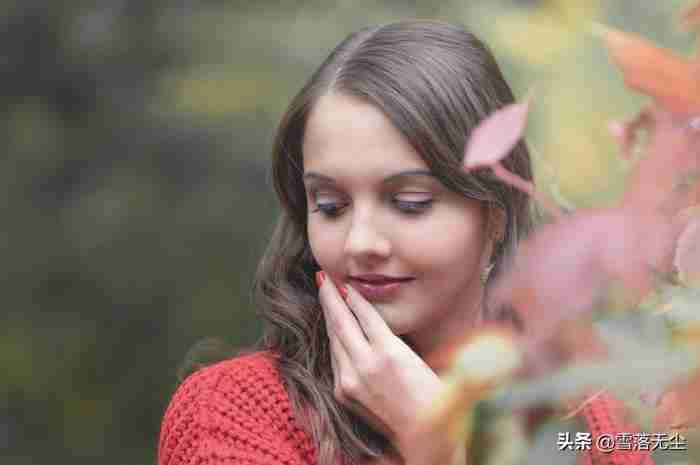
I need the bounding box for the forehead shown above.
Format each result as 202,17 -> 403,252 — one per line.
302,92 -> 428,176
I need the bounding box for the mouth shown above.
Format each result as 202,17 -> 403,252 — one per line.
347,275 -> 414,301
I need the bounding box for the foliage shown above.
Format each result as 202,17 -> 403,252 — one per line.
409,2 -> 700,464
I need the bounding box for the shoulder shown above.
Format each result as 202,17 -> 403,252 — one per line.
158,350 -> 316,465
168,350 -> 284,406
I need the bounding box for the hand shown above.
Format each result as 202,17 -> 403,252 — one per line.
316,271 -> 458,463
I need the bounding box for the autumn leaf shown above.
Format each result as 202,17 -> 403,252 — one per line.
489,322 -> 697,411
607,109 -> 652,160
404,330 -> 521,465
597,24 -> 700,116
423,324 -> 514,374
619,106 -> 700,216
463,99 -> 530,170
462,96 -> 564,218
420,329 -> 521,434
518,319 -> 608,381
654,368 -> 700,430
675,215 -> 700,285
489,208 -> 680,345
680,1 -> 700,30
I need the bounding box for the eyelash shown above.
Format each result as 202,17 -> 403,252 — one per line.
311,198 -> 433,217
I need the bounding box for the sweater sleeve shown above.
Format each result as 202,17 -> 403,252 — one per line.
158,352 -> 317,465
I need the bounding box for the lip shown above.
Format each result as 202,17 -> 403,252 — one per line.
348,276 -> 413,301
349,274 -> 414,284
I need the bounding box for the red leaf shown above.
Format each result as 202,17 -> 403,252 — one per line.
620,106 -> 700,216
599,25 -> 700,116
489,208 -> 680,344
463,99 -> 530,170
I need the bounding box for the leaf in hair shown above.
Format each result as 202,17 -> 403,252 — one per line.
462,99 -> 530,170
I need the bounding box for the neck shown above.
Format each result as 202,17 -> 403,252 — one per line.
403,281 -> 485,371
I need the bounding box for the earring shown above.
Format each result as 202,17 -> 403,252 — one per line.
480,263 -> 494,284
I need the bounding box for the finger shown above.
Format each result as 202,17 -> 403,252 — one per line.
329,321 -> 354,377
330,327 -> 388,426
344,284 -> 395,346
319,273 -> 371,360
325,313 -> 344,376
348,397 -> 394,440
326,315 -> 357,402
322,297 -> 354,381
328,333 -> 341,392
326,307 -> 395,440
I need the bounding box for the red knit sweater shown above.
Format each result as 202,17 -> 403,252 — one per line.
158,351 -> 654,465
158,351 -> 316,465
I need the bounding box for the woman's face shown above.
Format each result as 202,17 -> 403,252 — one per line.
302,92 -> 493,355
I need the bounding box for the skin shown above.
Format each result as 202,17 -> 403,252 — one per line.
302,92 -> 498,464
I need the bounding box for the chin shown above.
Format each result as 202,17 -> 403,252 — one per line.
387,323 -> 410,335
382,315 -> 416,336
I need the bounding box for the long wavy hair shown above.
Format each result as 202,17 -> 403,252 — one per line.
183,20 -> 534,465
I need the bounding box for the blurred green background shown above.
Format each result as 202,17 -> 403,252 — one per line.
1,1 -> 695,464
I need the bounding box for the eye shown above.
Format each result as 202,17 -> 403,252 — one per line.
393,192 -> 433,214
312,202 -> 348,218
309,189 -> 348,218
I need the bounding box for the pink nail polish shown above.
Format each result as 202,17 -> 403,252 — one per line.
339,285 -> 349,301
315,271 -> 325,288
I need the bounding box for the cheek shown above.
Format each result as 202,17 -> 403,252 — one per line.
307,218 -> 342,270
405,209 -> 487,273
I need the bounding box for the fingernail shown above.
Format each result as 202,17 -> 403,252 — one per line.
339,284 -> 349,302
315,271 -> 325,288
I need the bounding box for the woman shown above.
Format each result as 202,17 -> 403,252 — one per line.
157,20 -> 645,465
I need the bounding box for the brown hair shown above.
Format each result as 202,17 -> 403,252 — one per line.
253,20 -> 533,465
181,20 -> 533,465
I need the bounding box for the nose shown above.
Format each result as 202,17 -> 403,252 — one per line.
343,204 -> 392,264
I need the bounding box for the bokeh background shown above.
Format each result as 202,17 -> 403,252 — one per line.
1,1 -> 695,464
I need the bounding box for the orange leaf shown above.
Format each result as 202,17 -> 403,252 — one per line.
599,25 -> 700,116
680,1 -> 700,29
654,368 -> 700,430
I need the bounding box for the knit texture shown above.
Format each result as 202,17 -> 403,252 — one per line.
158,351 -> 654,465
158,351 -> 317,465
578,392 -> 655,465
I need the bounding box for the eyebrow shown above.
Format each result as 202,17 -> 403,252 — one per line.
302,169 -> 435,184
